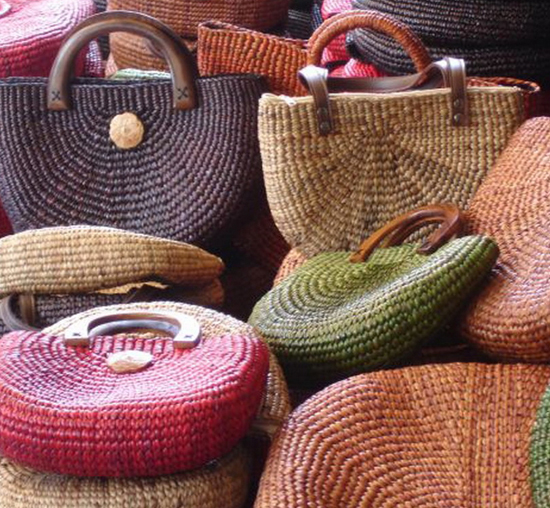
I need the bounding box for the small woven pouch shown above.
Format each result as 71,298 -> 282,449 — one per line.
0,307 -> 271,477
256,362 -> 550,507
249,205 -> 498,387
461,117 -> 550,362
0,445 -> 250,508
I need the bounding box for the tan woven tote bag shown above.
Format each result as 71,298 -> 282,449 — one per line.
259,11 -> 526,257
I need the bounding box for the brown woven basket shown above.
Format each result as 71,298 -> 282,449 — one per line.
461,117 -> 550,362
256,363 -> 550,507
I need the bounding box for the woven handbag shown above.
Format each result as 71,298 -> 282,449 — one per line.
256,362 -> 550,507
0,446 -> 250,508
259,11 -> 526,257
531,378 -> 550,508
460,117 -> 550,362
0,308 -> 270,477
249,205 -> 498,387
0,11 -> 266,249
0,225 -> 225,333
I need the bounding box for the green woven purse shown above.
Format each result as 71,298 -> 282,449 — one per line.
249,205 -> 499,387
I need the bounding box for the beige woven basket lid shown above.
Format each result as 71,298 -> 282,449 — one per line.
0,226 -> 224,295
44,301 -> 291,439
0,445 -> 249,508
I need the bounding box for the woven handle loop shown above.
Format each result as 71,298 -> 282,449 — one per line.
307,11 -> 431,69
63,310 -> 202,348
47,11 -> 197,111
350,204 -> 464,263
0,1 -> 11,17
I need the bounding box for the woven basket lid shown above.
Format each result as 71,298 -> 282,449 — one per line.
250,206 -> 498,387
0,305 -> 271,477
0,0 -> 95,77
0,445 -> 250,508
461,117 -> 550,362
256,363 -> 550,507
0,226 -> 224,295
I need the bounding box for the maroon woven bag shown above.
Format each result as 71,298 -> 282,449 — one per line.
0,310 -> 270,477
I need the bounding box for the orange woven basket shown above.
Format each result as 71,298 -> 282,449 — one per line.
256,363 -> 550,507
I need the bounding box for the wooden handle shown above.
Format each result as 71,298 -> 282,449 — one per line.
47,11 -> 197,111
350,204 -> 464,263
307,11 -> 432,70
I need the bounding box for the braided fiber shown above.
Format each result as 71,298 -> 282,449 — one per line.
259,88 -> 524,257
285,9 -> 313,40
531,380 -> 550,508
0,446 -> 249,508
45,301 -> 291,443
461,118 -> 550,362
256,363 -> 550,507
0,226 -> 223,295
273,248 -> 307,286
0,75 -> 266,248
249,236 -> 498,386
0,325 -> 269,477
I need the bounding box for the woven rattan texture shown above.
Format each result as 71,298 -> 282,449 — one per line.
0,446 -> 249,508
531,381 -> 550,508
0,0 -> 95,77
0,75 -> 266,248
273,248 -> 307,286
461,117 -> 550,362
259,88 -> 524,257
45,301 -> 291,442
256,363 -> 550,507
249,236 -> 498,386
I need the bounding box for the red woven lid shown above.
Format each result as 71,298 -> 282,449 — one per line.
0,329 -> 269,477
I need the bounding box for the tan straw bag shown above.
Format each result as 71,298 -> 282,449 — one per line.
259,11 -> 527,257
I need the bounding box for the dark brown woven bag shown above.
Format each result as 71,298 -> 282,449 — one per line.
0,11 -> 267,248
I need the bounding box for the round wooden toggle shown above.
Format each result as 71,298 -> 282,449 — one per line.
107,350 -> 153,373
109,112 -> 145,150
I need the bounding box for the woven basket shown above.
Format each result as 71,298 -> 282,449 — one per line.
531,378 -> 550,508
259,12 -> 526,257
249,205 -> 498,387
273,248 -> 307,286
256,362 -> 550,507
460,117 -> 550,362
0,446 -> 250,508
0,12 -> 266,249
0,307 -> 271,477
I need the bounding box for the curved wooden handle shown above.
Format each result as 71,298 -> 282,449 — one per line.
350,204 -> 464,263
307,11 -> 431,70
47,11 -> 197,111
0,295 -> 39,332
63,310 -> 201,349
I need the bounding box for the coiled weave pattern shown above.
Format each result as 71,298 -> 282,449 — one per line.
256,363 -> 550,507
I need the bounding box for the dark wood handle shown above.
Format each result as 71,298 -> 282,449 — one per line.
350,204 -> 464,263
47,11 -> 197,111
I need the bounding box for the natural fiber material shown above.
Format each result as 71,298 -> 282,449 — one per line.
0,73 -> 267,248
0,445 -> 250,508
531,380 -> 550,508
461,117 -> 550,362
273,248 -> 307,285
0,0 -> 95,78
285,9 -> 313,40
0,226 -> 223,295
256,363 -> 550,507
0,317 -> 270,477
45,302 -> 291,443
249,234 -> 498,386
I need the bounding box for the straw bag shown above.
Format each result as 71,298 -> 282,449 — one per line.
461,118 -> 550,362
259,12 -> 527,257
0,446 -> 250,508
0,226 -> 224,333
531,378 -> 550,508
109,0 -> 292,71
0,12 -> 266,249
249,205 -> 498,387
256,362 -> 550,507
0,307 -> 272,477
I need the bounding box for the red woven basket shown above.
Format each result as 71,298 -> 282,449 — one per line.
0,310 -> 270,478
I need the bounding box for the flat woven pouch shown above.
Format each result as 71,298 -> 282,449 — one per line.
259,13 -> 526,257
255,362 -> 550,508
460,117 -> 550,362
249,205 -> 499,387
0,309 -> 270,477
0,445 -> 250,508
0,12 -> 266,249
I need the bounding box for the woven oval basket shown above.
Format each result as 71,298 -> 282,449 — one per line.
249,205 -> 499,387
0,445 -> 250,508
461,117 -> 550,362
256,363 -> 550,507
